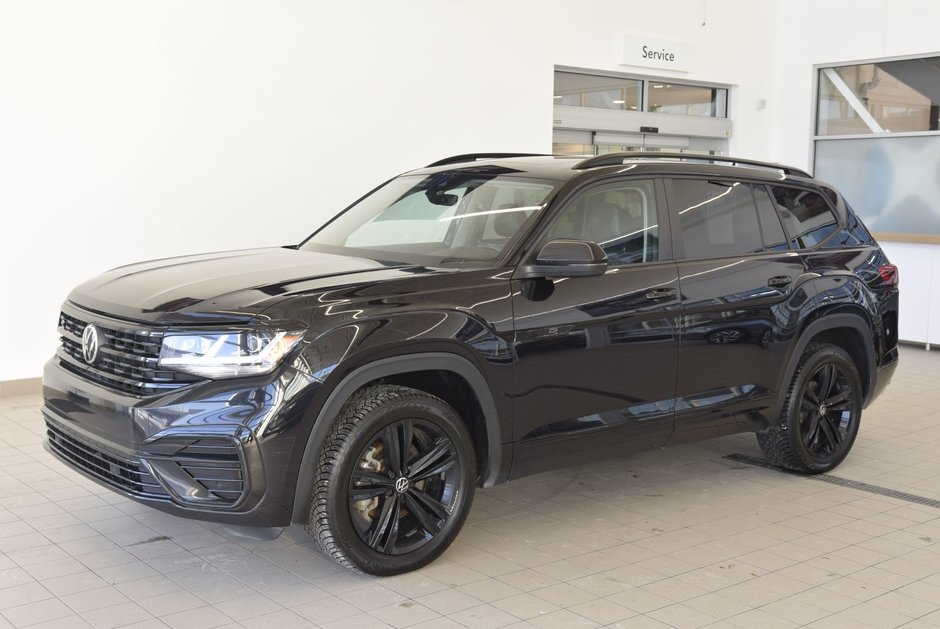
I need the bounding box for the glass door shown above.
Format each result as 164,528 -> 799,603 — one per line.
552,69 -> 731,157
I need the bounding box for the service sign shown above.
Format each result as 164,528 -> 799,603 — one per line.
620,34 -> 692,72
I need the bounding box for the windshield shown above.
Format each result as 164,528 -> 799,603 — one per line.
301,170 -> 560,265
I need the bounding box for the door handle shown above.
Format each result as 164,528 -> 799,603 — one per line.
767,275 -> 793,289
645,287 -> 677,300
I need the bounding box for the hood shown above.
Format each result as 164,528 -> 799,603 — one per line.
68,247 -> 419,324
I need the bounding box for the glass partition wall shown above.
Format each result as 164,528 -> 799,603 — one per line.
817,57 -> 940,135
813,54 -> 940,239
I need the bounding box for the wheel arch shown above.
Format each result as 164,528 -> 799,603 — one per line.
290,352 -> 505,524
772,312 -> 876,421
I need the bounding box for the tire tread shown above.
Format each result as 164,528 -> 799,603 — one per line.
757,342 -> 860,473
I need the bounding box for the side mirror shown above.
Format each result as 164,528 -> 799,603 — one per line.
515,239 -> 608,279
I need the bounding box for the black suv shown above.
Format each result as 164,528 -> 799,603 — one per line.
43,152 -> 899,575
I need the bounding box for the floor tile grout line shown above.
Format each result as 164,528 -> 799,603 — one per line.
534,462 -> 940,626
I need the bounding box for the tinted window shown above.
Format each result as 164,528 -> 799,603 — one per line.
771,186 -> 839,249
753,185 -> 790,251
544,179 -> 659,265
845,206 -> 874,244
671,179 -> 763,258
826,202 -> 874,247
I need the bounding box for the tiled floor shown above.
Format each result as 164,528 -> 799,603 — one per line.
2,346 -> 940,628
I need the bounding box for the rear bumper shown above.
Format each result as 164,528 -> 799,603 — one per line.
866,344 -> 898,408
42,356 -> 318,527
866,288 -> 899,407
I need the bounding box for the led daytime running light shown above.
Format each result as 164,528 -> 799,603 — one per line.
158,328 -> 306,378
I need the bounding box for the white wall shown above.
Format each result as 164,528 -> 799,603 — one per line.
1,0 -> 937,380
881,242 -> 940,347
770,0 -> 940,170
769,0 -> 940,345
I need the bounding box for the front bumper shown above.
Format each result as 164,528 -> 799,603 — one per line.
42,354 -> 319,527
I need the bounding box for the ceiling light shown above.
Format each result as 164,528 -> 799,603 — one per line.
613,100 -> 625,104
553,95 -> 562,99
652,84 -> 664,88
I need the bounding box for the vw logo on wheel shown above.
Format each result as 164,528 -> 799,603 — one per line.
81,324 -> 101,364
394,477 -> 410,494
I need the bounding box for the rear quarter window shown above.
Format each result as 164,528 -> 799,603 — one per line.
828,202 -> 875,246
770,186 -> 839,249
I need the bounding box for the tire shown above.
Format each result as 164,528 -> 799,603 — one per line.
757,342 -> 863,473
306,384 -> 476,575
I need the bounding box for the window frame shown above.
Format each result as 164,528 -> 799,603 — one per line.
813,56 -> 940,138
517,175 -> 673,268
751,184 -> 793,252
811,53 -> 940,244
554,67 -> 730,120
810,53 -> 940,180
766,183 -> 845,252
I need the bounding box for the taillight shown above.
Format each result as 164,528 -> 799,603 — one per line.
878,264 -> 898,287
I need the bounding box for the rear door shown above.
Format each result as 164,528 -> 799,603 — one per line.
509,177 -> 681,477
666,178 -> 809,443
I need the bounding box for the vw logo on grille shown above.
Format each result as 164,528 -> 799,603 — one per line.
394,477 -> 410,494
82,324 -> 101,364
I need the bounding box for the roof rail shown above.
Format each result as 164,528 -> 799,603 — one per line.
426,153 -> 551,168
572,151 -> 812,178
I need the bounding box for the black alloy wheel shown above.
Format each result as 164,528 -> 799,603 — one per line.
307,384 -> 475,575
797,361 -> 856,460
757,343 -> 862,473
347,418 -> 462,555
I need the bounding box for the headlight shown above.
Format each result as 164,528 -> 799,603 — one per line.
158,327 -> 307,378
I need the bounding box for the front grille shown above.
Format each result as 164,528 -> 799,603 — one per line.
46,420 -> 168,499
58,310 -> 199,397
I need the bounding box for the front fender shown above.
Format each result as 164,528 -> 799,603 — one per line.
288,352 -> 507,524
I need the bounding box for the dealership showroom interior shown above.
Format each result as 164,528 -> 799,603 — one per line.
4,1 -> 940,627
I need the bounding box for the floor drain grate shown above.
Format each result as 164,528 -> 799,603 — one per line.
724,453 -> 940,510
724,453 -> 792,473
